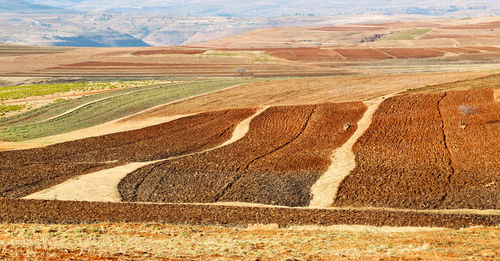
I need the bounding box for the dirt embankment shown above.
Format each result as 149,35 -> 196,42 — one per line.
334,88 -> 499,210
119,102 -> 366,207
0,109 -> 254,198
1,198 -> 499,229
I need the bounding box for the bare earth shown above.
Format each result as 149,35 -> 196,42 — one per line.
22,108 -> 265,202
309,94 -> 392,208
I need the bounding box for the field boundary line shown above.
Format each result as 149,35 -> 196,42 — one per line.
23,108 -> 265,202
309,94 -> 392,208
33,83 -> 180,124
115,82 -> 253,123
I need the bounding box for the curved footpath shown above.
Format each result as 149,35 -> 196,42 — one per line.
309,95 -> 391,208
23,108 -> 268,202
0,82 -> 250,152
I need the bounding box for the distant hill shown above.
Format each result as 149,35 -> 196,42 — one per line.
0,0 -> 73,14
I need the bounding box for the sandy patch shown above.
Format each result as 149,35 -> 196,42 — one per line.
23,162 -> 158,202
494,88 -> 500,102
308,94 -> 392,208
22,108 -> 264,202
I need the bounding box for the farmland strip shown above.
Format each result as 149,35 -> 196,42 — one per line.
309,96 -> 388,208
334,88 -> 499,210
0,109 -> 255,197
120,102 -> 366,207
1,198 -> 498,228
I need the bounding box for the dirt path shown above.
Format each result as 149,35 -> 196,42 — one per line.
0,82 -> 250,152
308,95 -> 391,208
22,108 -> 265,202
33,84 -> 170,124
23,162 -> 158,202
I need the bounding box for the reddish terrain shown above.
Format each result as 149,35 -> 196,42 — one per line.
0,109 -> 254,197
334,88 -> 499,209
119,102 -> 366,206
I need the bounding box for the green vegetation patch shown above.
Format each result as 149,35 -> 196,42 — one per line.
0,104 -> 26,116
0,81 -> 157,101
386,28 -> 432,40
0,79 -> 254,141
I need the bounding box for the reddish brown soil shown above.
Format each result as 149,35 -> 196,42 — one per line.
441,21 -> 500,29
0,162 -> 119,198
0,246 -> 143,261
63,61 -> 227,67
334,88 -> 499,210
132,49 -> 206,55
379,48 -> 446,59
119,102 -> 366,207
0,109 -> 255,198
332,48 -> 392,60
469,46 -> 500,52
265,48 -> 343,61
421,34 -> 500,39
312,26 -> 386,31
1,198 -> 498,228
439,89 -> 500,209
432,47 -> 481,54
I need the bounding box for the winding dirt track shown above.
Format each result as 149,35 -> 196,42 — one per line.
309,95 -> 391,208
119,102 -> 366,207
334,88 -> 499,210
23,108 -> 266,202
0,109 -> 254,198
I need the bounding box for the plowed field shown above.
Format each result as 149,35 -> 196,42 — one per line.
334,88 -> 499,209
265,48 -> 343,61
119,102 -> 366,207
0,109 -> 254,197
131,49 -> 206,55
379,48 -> 445,59
332,49 -> 391,60
1,198 -> 499,228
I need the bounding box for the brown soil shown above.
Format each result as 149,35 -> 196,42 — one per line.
432,47 -> 481,54
131,49 -> 206,55
441,21 -> 500,29
334,88 -> 499,210
265,48 -> 343,61
119,102 -> 366,207
439,89 -> 500,209
121,72 -> 490,123
379,48 -> 446,59
0,109 -> 254,198
331,48 -> 391,59
1,198 -> 499,228
312,26 -> 386,31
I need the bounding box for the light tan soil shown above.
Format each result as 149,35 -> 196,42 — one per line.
309,95 -> 391,207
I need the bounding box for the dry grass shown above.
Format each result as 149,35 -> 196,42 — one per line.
0,223 -> 498,260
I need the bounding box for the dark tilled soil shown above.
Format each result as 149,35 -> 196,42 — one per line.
0,109 -> 255,197
1,198 -> 498,229
119,102 -> 366,207
334,88 -> 500,210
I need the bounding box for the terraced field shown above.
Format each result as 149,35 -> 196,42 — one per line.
119,102 -> 366,206
0,79 -> 253,141
0,109 -> 254,197
334,88 -> 499,210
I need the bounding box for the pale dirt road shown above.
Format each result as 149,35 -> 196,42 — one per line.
309,95 -> 391,208
22,108 -> 267,202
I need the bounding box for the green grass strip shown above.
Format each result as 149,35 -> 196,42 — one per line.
0,81 -> 157,101
0,79 -> 253,141
0,83 -> 177,128
0,104 -> 26,116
